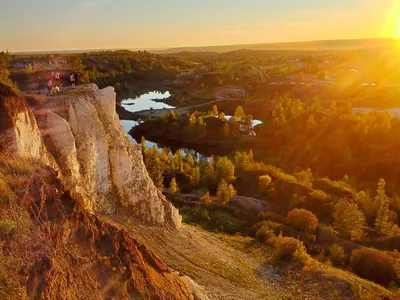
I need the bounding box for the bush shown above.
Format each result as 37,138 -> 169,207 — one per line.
350,248 -> 397,286
209,211 -> 243,234
329,244 -> 345,265
199,192 -> 212,204
286,208 -> 318,234
273,235 -> 309,263
309,189 -> 328,202
0,220 -> 16,239
258,175 -> 272,193
255,225 -> 275,244
192,207 -> 210,223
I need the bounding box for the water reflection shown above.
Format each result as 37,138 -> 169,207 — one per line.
121,91 -> 173,113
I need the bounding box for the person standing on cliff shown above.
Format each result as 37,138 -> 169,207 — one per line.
47,79 -> 53,96
74,71 -> 81,86
70,73 -> 75,89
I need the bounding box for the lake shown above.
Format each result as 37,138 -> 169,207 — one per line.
119,90 -> 262,158
121,91 -> 173,113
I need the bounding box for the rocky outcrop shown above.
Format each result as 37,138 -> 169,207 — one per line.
40,84 -> 181,228
0,82 -> 53,166
0,82 -> 181,229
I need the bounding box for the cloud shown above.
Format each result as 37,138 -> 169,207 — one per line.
80,1 -> 97,8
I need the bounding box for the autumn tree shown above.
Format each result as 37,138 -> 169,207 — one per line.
355,191 -> 375,223
287,208 -> 318,234
375,197 -> 400,236
333,198 -> 366,240
215,157 -> 236,184
144,147 -> 164,190
170,177 -> 179,195
140,136 -> 147,155
216,179 -> 236,205
234,106 -> 245,120
69,55 -> 85,73
172,150 -> 184,172
234,150 -> 254,170
201,163 -> 216,190
190,166 -> 201,189
186,153 -> 195,169
211,104 -> 218,117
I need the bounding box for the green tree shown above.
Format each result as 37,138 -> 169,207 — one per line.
0,51 -> 13,85
144,147 -> 164,190
186,154 -> 195,169
216,179 -> 236,205
173,150 -> 184,172
140,136 -> 147,155
215,157 -> 236,183
201,163 -> 216,189
170,177 -> 179,195
375,178 -> 387,213
190,166 -> 201,189
333,198 -> 366,240
69,55 -> 85,73
355,191 -> 375,221
375,197 -> 400,236
26,63 -> 35,74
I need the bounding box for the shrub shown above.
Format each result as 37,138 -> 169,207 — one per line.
272,235 -> 309,264
259,212 -> 285,223
309,189 -> 328,202
350,248 -> 397,286
0,179 -> 15,204
255,225 -> 275,244
258,175 -> 272,193
210,211 -> 243,234
329,244 -> 345,265
192,207 -> 210,222
0,220 -> 16,238
199,192 -> 212,204
286,208 -> 318,234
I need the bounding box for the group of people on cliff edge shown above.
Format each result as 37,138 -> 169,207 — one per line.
69,71 -> 81,89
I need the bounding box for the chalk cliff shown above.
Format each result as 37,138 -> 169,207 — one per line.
38,84 -> 181,228
0,83 -> 180,228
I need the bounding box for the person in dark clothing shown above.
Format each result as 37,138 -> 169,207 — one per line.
74,71 -> 81,86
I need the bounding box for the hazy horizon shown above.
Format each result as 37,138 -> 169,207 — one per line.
1,0 -> 400,52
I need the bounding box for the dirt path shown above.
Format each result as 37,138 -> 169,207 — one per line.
115,220 -> 284,300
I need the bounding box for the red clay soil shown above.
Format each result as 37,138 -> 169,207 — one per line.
8,166 -> 194,300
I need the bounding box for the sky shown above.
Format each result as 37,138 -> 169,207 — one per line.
1,0 -> 400,52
